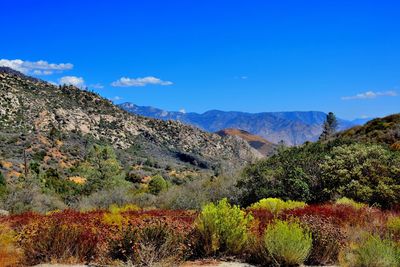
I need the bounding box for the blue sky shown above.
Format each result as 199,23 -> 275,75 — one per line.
1,0 -> 399,119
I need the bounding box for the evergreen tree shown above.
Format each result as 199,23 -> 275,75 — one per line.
77,145 -> 127,194
319,112 -> 338,141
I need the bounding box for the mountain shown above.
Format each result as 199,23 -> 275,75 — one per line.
119,103 -> 365,146
217,128 -> 277,156
0,67 -> 260,183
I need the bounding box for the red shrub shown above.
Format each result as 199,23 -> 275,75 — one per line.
280,204 -> 384,227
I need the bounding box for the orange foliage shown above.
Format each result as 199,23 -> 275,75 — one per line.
68,176 -> 87,185
0,161 -> 13,169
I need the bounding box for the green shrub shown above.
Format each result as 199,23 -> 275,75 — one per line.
387,216 -> 400,235
335,197 -> 367,210
249,198 -> 306,215
148,175 -> 168,195
0,172 -> 7,199
195,198 -> 253,255
339,234 -> 399,267
264,219 -> 312,266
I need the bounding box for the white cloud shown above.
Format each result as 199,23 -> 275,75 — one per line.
111,76 -> 173,87
0,59 -> 73,75
342,90 -> 397,100
179,108 -> 186,114
59,76 -> 85,87
89,83 -> 104,89
113,96 -> 123,101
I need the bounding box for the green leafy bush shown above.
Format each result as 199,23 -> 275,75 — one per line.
335,197 -> 367,210
195,198 -> 253,255
264,219 -> 312,266
339,234 -> 399,267
249,198 -> 306,215
148,175 -> 169,195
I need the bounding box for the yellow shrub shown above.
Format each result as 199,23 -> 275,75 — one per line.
0,224 -> 22,267
196,198 -> 253,255
387,216 -> 400,235
249,198 -> 306,215
103,204 -> 140,228
109,204 -> 140,213
335,197 -> 367,210
264,219 -> 312,266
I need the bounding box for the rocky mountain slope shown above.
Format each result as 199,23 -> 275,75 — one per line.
0,67 -> 260,181
216,129 -> 277,156
119,103 -> 365,146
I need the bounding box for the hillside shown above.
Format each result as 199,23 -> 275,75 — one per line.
217,128 -> 277,156
338,113 -> 400,148
119,103 -> 362,146
0,67 -> 260,184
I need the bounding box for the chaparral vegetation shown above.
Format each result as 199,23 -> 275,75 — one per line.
0,198 -> 399,266
0,67 -> 400,266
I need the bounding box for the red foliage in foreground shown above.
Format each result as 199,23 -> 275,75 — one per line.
0,205 -> 396,266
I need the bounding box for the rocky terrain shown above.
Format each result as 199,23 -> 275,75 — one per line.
0,67 -> 260,181
217,128 -> 277,156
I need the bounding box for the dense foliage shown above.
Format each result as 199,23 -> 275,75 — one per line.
238,140 -> 400,208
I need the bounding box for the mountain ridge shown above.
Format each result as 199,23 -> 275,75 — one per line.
120,102 -> 370,145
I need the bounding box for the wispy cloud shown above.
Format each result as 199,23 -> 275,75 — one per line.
111,76 -> 173,87
0,59 -> 73,75
89,83 -> 104,89
341,90 -> 397,100
59,76 -> 85,87
113,96 -> 123,101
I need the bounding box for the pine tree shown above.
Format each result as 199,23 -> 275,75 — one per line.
319,112 -> 338,141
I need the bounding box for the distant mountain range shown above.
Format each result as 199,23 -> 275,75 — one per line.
119,103 -> 372,145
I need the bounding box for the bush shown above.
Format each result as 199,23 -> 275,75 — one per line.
335,197 -> 367,210
109,219 -> 192,265
148,175 -> 169,195
249,198 -> 306,215
0,224 -> 22,267
195,198 -> 253,255
102,204 -> 140,229
264,219 -> 312,266
339,234 -> 399,267
20,215 -> 102,265
0,172 -> 7,198
4,186 -> 66,214
302,216 -> 345,265
387,216 -> 400,242
78,187 -> 134,210
387,216 -> 400,234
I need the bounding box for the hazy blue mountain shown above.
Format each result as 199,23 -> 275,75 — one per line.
119,103 -> 368,145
